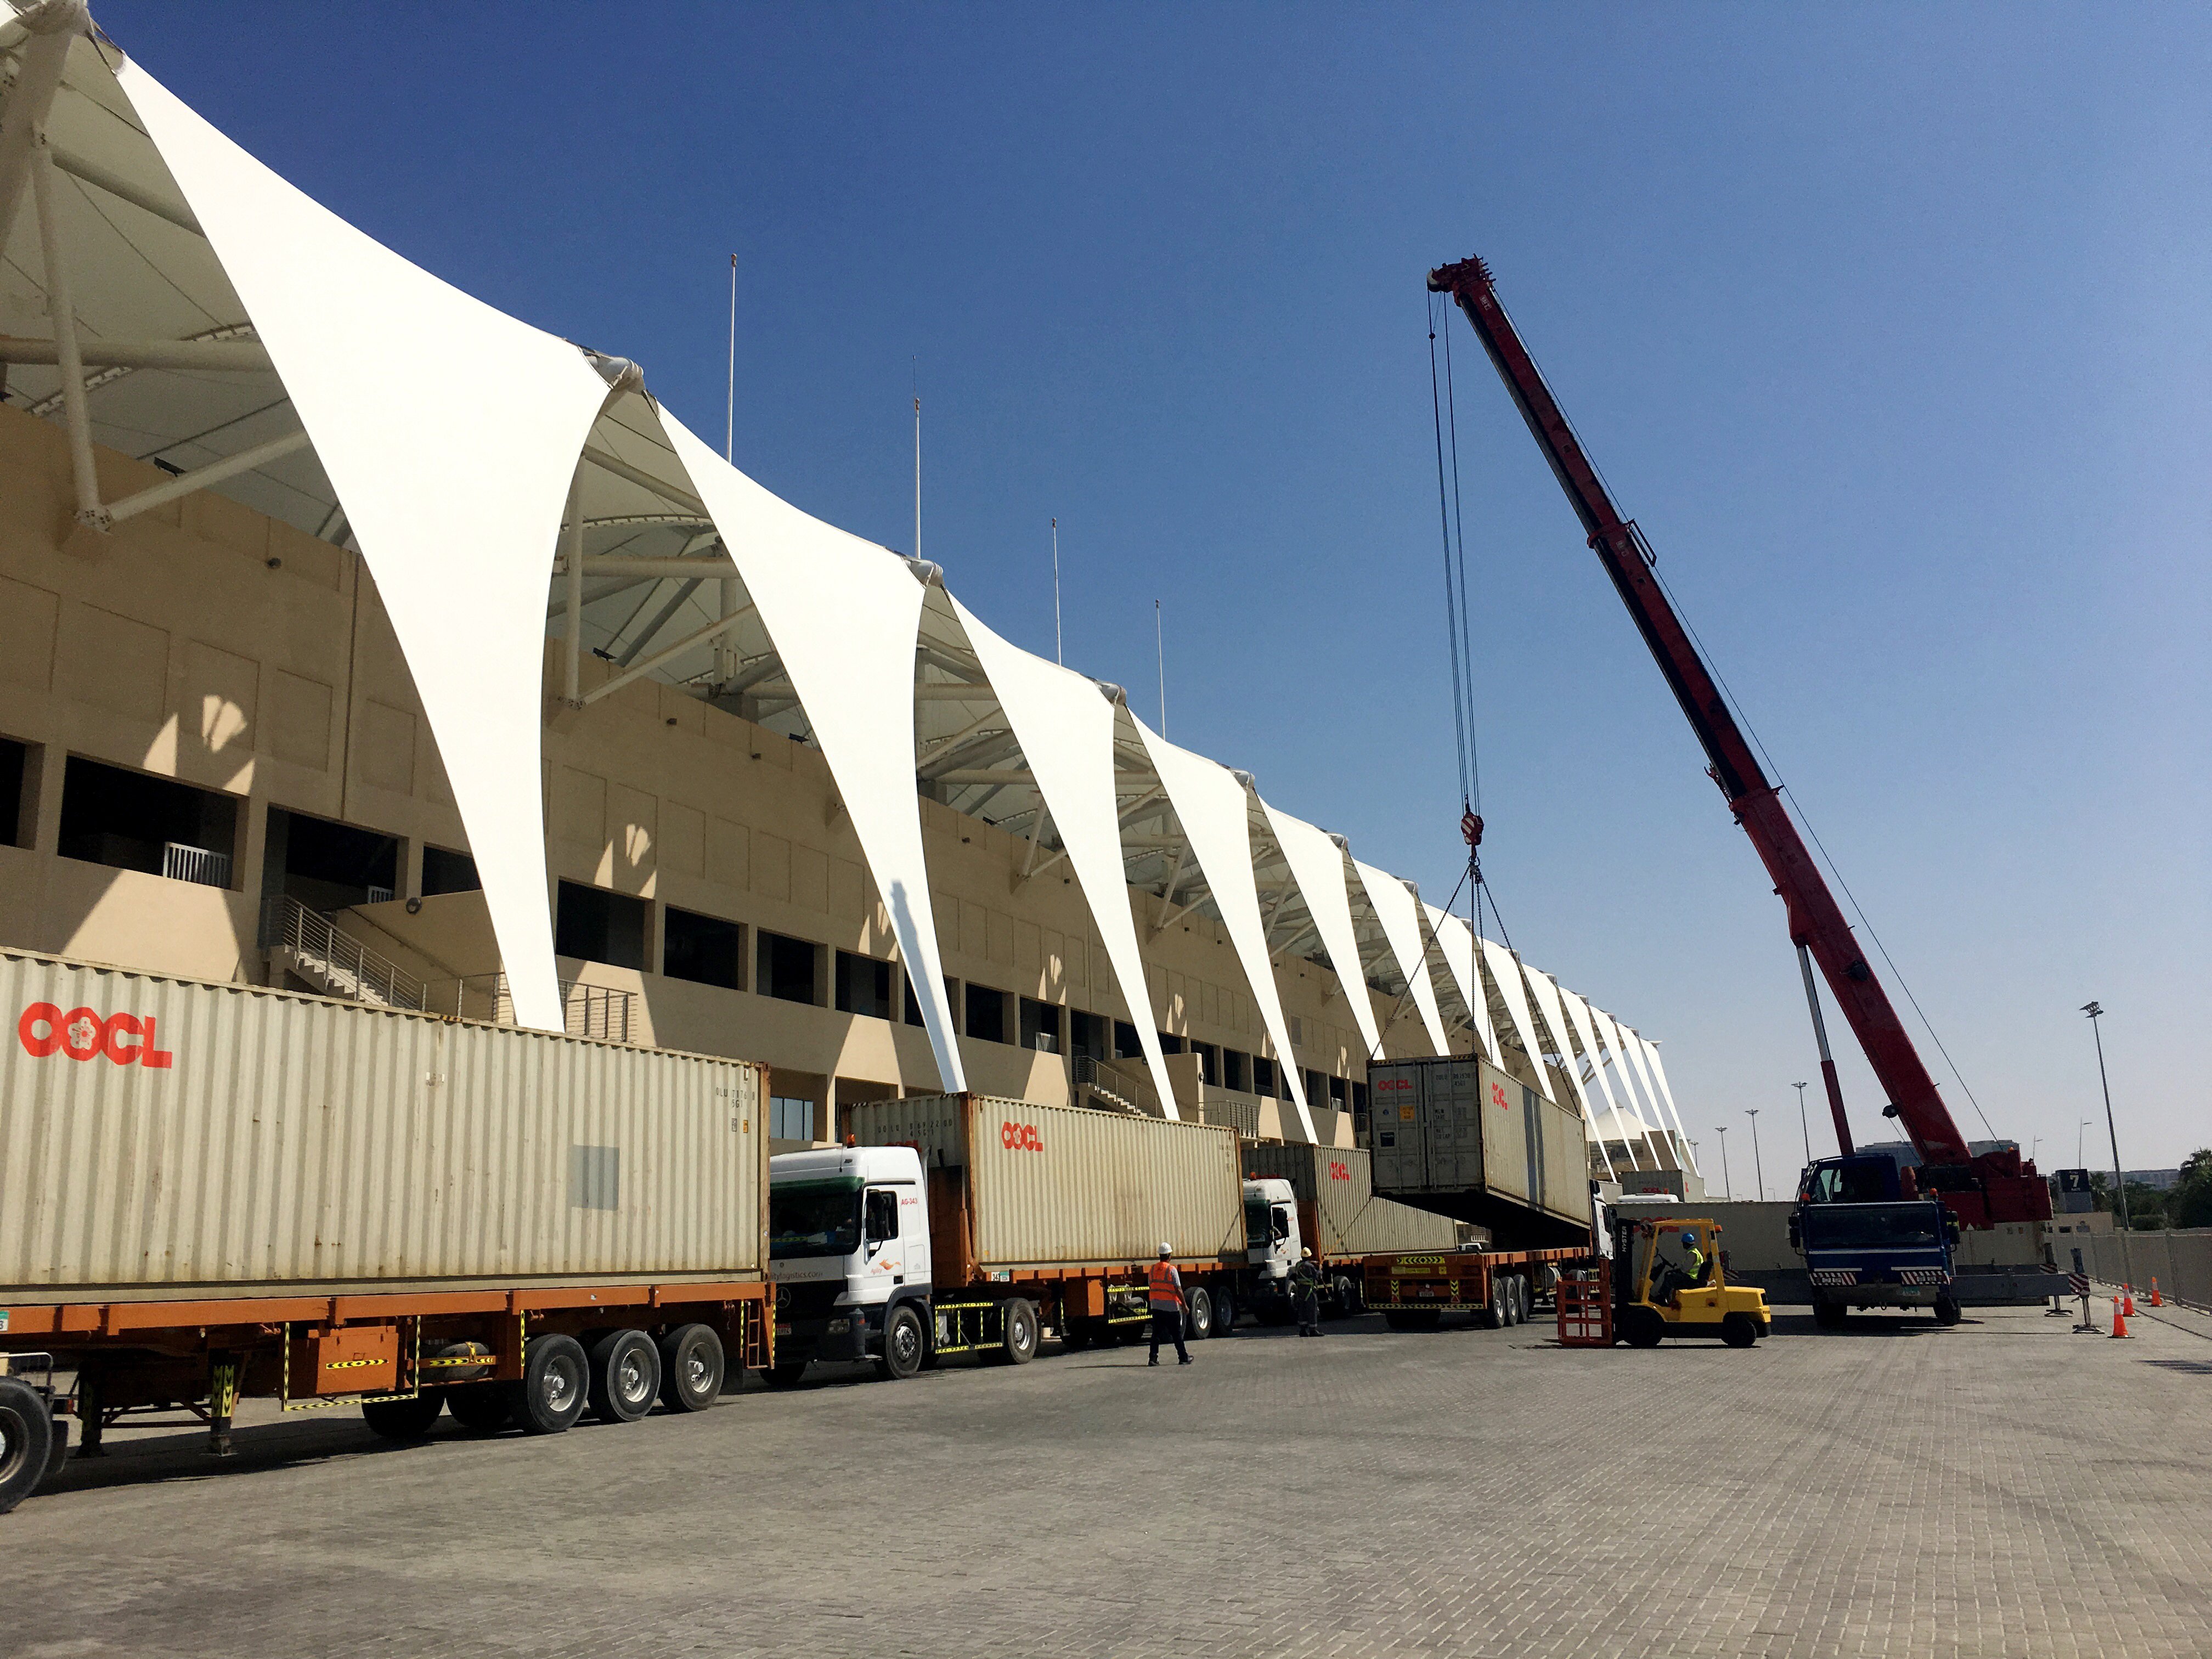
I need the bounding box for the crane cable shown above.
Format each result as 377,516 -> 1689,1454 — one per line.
1429,296 -> 1492,947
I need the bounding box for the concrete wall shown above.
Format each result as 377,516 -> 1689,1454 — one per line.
0,405 -> 1443,1141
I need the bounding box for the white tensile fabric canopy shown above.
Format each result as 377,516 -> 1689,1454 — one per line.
1353,860 -> 1446,1055
1423,904 -> 1500,1065
662,413 -> 964,1091
2,29 -> 1677,1124
118,60 -> 611,1032
952,597 -> 1177,1118
1261,804 -> 1381,1064
1135,721 -> 1314,1141
1550,980 -> 1624,1181
1478,938 -> 1554,1104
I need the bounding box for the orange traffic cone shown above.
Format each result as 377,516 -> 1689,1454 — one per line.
2150,1279 -> 2163,1308
2123,1285 -> 2137,1318
2109,1297 -> 2129,1338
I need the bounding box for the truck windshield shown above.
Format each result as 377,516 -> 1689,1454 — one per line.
1802,1205 -> 1942,1250
770,1177 -> 864,1259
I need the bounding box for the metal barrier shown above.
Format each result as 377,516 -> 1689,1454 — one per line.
161,842 -> 231,888
428,973 -> 637,1043
260,893 -> 426,1011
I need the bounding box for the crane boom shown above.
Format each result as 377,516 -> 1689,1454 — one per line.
1429,255 -> 2048,1227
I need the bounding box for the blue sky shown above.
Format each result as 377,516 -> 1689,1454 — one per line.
106,4 -> 2209,1170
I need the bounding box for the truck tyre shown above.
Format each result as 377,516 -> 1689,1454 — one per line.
1813,1297 -> 1847,1330
362,1389 -> 446,1440
877,1305 -> 926,1381
587,1329 -> 662,1424
1186,1286 -> 1216,1340
511,1334 -> 589,1435
998,1299 -> 1039,1365
1933,1294 -> 1962,1326
1621,1306 -> 1666,1348
1330,1274 -> 1361,1318
446,1384 -> 511,1433
1720,1312 -> 1759,1348
1479,1280 -> 1509,1329
1213,1287 -> 1235,1334
657,1324 -> 725,1413
0,1376 -> 55,1515
1513,1276 -> 1532,1324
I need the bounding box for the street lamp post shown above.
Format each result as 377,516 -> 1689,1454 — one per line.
2078,1119 -> 2094,1169
1717,1125 -> 1732,1200
1746,1108 -> 1766,1201
1793,1081 -> 1811,1164
2083,1001 -> 2132,1289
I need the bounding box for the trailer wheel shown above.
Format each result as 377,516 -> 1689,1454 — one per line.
657,1325 -> 725,1413
588,1329 -> 663,1424
997,1299 -> 1039,1365
1933,1294 -> 1962,1325
511,1335 -> 589,1435
1213,1288 -> 1236,1334
1720,1312 -> 1759,1348
0,1376 -> 55,1516
1186,1286 -> 1216,1340
1813,1297 -> 1847,1330
1330,1274 -> 1361,1318
1515,1276 -> 1534,1324
1620,1306 -> 1666,1348
446,1384 -> 511,1433
1479,1280 -> 1509,1329
877,1305 -> 926,1381
362,1389 -> 447,1440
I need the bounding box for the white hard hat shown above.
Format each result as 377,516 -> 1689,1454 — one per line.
1159,1242 -> 1172,1258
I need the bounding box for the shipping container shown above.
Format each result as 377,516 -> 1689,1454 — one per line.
1,949 -> 766,1298
0,949 -> 774,1515
1240,1143 -> 1458,1260
842,1093 -> 1245,1275
1367,1054 -> 1592,1248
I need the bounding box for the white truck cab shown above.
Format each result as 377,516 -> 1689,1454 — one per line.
769,1146 -> 932,1381
1244,1177 -> 1302,1283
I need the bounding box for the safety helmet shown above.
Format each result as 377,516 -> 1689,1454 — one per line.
1158,1242 -> 1172,1258
1301,1248 -> 1313,1259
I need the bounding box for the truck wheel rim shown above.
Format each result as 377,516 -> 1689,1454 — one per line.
0,1407 -> 25,1484
681,1350 -> 712,1393
892,1317 -> 920,1367
544,1362 -> 577,1413
619,1351 -> 652,1406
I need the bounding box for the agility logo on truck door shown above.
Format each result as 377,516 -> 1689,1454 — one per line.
999,1120 -> 1043,1152
17,1003 -> 174,1068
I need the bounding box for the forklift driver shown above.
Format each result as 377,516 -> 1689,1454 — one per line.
1654,1229 -> 1708,1305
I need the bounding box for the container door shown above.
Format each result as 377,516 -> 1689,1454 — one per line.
1436,1060 -> 1485,1189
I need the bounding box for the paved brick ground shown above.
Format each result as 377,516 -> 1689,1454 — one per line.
7,1302 -> 2208,1658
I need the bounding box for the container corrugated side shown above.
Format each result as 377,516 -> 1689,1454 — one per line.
848,1094 -> 1245,1269
1243,1143 -> 1458,1257
0,950 -> 766,1298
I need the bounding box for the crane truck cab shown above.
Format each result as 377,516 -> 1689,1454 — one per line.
1791,1155 -> 1963,1327
768,1146 -> 934,1383
1614,1217 -> 1770,1348
1244,1175 -> 1301,1282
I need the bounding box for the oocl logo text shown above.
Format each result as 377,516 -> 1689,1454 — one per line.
998,1121 -> 1043,1153
18,1003 -> 175,1068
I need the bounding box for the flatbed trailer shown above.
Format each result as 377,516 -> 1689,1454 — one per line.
1,949 -> 773,1514
1361,1246 -> 1593,1331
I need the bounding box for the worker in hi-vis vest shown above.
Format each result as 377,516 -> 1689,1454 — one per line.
1148,1244 -> 1193,1366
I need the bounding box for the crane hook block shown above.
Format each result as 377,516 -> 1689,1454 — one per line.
1461,810 -> 1484,849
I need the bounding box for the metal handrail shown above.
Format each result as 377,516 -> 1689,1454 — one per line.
427,973 -> 638,1043
1071,1052 -> 1163,1117
259,893 -> 426,1011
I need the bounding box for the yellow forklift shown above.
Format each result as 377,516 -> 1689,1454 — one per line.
1614,1215 -> 1771,1348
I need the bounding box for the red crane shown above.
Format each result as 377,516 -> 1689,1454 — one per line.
1429,256 -> 2049,1228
